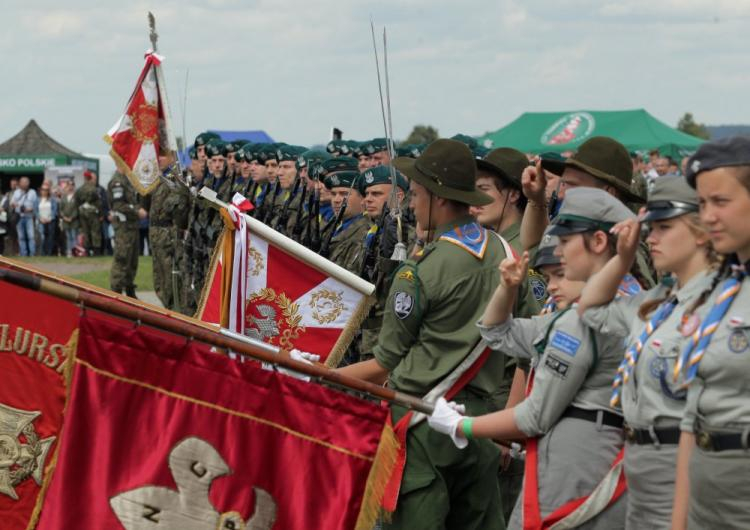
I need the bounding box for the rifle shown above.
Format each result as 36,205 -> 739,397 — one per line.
319,194 -> 349,259
261,179 -> 281,225
303,187 -> 320,250
246,180 -> 259,217
274,175 -> 301,235
290,182 -> 309,242
359,204 -> 389,281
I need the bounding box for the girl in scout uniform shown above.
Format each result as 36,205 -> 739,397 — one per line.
671,137 -> 750,529
534,227 -> 584,313
576,175 -> 719,529
430,187 -> 638,529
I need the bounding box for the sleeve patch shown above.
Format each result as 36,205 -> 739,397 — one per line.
393,292 -> 414,319
545,354 -> 570,379
529,274 -> 546,302
550,330 -> 581,357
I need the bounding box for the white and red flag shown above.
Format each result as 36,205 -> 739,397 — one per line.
104,51 -> 177,194
198,189 -> 375,367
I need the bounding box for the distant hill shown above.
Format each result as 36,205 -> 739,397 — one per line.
707,125 -> 750,140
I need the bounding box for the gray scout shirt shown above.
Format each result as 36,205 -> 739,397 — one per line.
582,270 -> 717,429
478,307 -> 625,436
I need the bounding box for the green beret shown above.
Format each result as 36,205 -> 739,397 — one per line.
324,170 -> 361,190
205,139 -> 228,158
472,145 -> 490,159
320,156 -> 359,176
276,145 -> 307,162
188,146 -> 197,160
194,131 -> 221,148
226,139 -> 250,153
346,140 -> 362,157
326,139 -> 351,155
297,149 -> 331,170
361,165 -> 408,191
450,133 -> 478,149
257,144 -> 279,163
369,138 -> 388,154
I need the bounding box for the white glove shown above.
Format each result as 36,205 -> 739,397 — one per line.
276,349 -> 320,381
510,442 -> 525,461
427,397 -> 469,449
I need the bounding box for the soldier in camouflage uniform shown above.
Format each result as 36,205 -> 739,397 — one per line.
321,169 -> 370,273
183,146 -> 207,315
148,154 -> 184,310
74,170 -> 104,256
358,165 -> 412,362
107,172 -> 141,297
270,145 -> 308,236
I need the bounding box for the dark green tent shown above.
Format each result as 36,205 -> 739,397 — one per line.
0,119 -> 99,191
478,109 -> 704,159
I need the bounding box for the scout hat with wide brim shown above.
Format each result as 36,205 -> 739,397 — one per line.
565,136 -> 643,203
393,139 -> 493,206
475,148 -> 526,189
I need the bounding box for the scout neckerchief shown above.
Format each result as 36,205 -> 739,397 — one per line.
674,265 -> 746,385
610,295 -> 678,407
381,226 -> 515,514
540,296 -> 556,315
523,282 -> 640,529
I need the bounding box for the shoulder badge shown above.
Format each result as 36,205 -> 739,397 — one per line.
550,330 -> 581,357
438,222 -> 488,259
397,269 -> 415,283
393,291 -> 414,319
528,270 -> 547,302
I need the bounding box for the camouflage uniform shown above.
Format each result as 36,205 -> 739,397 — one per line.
170,180 -> 190,313
74,180 -> 103,254
107,173 -> 140,295
149,173 -> 184,310
327,214 -> 371,273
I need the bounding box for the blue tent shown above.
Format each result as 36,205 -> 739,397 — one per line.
178,129 -> 274,167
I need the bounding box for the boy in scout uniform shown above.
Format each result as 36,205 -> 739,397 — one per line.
578,175 -> 719,528
338,139 -> 508,530
521,136 -> 655,289
672,137 -> 750,529
107,171 -> 141,297
430,187 -> 637,529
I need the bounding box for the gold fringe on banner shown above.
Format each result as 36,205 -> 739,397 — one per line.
325,294 -> 376,368
195,229 -> 227,320
354,420 -> 399,530
218,209 -> 237,330
102,135 -> 161,196
25,327 -> 79,530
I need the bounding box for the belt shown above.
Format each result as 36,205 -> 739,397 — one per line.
696,429 -> 750,452
624,425 -> 681,445
562,406 -> 624,429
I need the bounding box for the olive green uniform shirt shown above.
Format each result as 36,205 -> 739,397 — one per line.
374,215 -> 510,397
327,214 -> 371,274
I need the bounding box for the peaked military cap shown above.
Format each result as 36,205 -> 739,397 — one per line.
534,226 -> 562,268
641,174 -> 698,222
548,187 -> 634,236
393,138 -> 492,206
205,139 -> 228,158
685,136 -> 750,187
565,137 -> 643,203
324,170 -> 361,191
194,131 -> 220,148
361,165 -> 408,191
476,147 -> 528,188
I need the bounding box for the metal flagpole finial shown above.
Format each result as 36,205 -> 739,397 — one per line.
148,12 -> 158,52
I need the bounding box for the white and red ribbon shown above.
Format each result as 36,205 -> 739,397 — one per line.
227,193 -> 253,335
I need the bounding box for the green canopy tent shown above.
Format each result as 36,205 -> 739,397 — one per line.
478,109 -> 705,159
0,119 -> 99,192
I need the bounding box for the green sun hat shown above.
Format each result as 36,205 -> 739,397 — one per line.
393,139 -> 492,206
565,137 -> 643,203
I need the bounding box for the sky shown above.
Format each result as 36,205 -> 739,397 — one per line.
2,0 -> 749,157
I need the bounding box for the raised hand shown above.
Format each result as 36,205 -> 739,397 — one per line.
522,160 -> 547,204
499,251 -> 529,288
610,217 -> 641,263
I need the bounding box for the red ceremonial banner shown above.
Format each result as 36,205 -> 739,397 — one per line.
0,276 -> 78,530
37,313 -> 395,530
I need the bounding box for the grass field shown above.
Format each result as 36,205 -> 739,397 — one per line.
13,255 -> 154,291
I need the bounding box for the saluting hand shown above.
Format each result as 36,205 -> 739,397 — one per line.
610,217 -> 641,263
521,160 -> 547,204
499,251 -> 529,288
